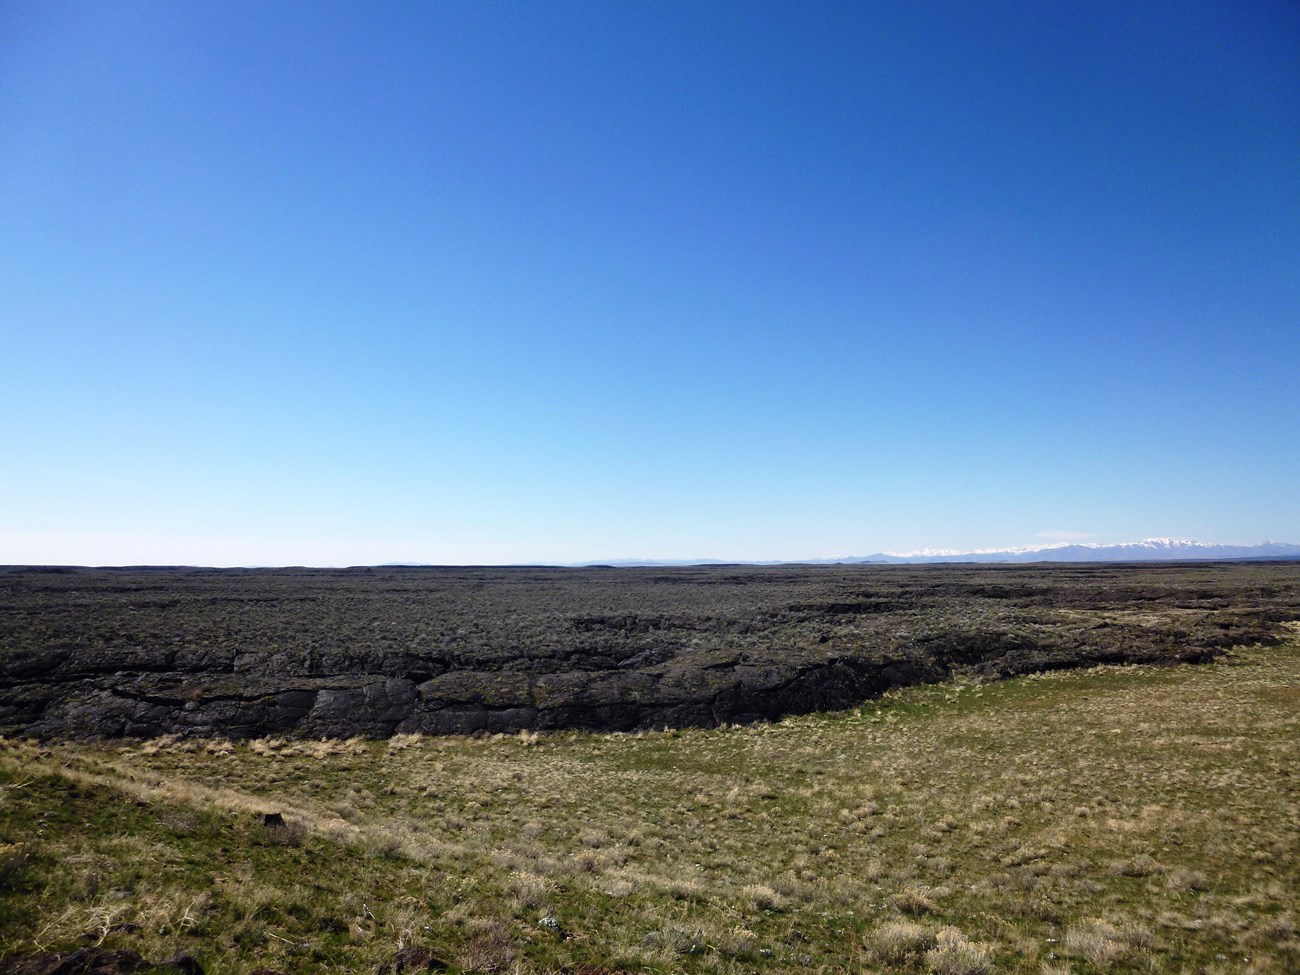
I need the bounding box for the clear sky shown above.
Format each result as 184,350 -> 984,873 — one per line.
2,1 -> 1297,566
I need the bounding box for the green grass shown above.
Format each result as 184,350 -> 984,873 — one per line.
3,628 -> 1298,974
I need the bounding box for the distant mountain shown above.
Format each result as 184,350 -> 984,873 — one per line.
572,539 -> 1300,568
844,538 -> 1300,564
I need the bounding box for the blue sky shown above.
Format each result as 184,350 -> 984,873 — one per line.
2,1 -> 1297,565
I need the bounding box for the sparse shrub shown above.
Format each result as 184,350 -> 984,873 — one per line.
841,800 -> 879,821
362,829 -> 407,859
574,848 -> 609,873
508,870 -> 553,910
457,917 -> 516,972
1164,866 -> 1207,891
578,827 -> 610,848
1108,853 -> 1164,877
247,737 -> 283,756
1063,918 -> 1153,966
740,883 -> 787,911
1252,914 -> 1296,944
262,817 -> 307,846
1005,894 -> 1062,924
892,884 -> 940,915
862,857 -> 886,882
642,922 -> 709,959
660,874 -> 704,900
924,926 -> 994,975
1064,922 -> 1122,965
867,920 -> 937,962
926,856 -> 954,876
0,842 -> 31,888
386,732 -> 422,751
600,876 -> 635,897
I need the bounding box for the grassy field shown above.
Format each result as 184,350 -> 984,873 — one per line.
2,628 -> 1297,974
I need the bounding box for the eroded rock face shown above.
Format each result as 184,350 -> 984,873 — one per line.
0,661 -> 909,739
2,563 -> 1296,740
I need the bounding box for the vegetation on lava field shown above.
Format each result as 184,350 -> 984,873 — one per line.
1,562 -> 1298,738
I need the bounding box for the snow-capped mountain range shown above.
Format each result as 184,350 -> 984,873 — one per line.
849,538 -> 1300,564
577,539 -> 1300,567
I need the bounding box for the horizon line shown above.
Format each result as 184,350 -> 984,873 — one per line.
5,538 -> 1299,572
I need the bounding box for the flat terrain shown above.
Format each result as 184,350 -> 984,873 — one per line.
1,631 -> 1297,973
2,562 -> 1297,738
